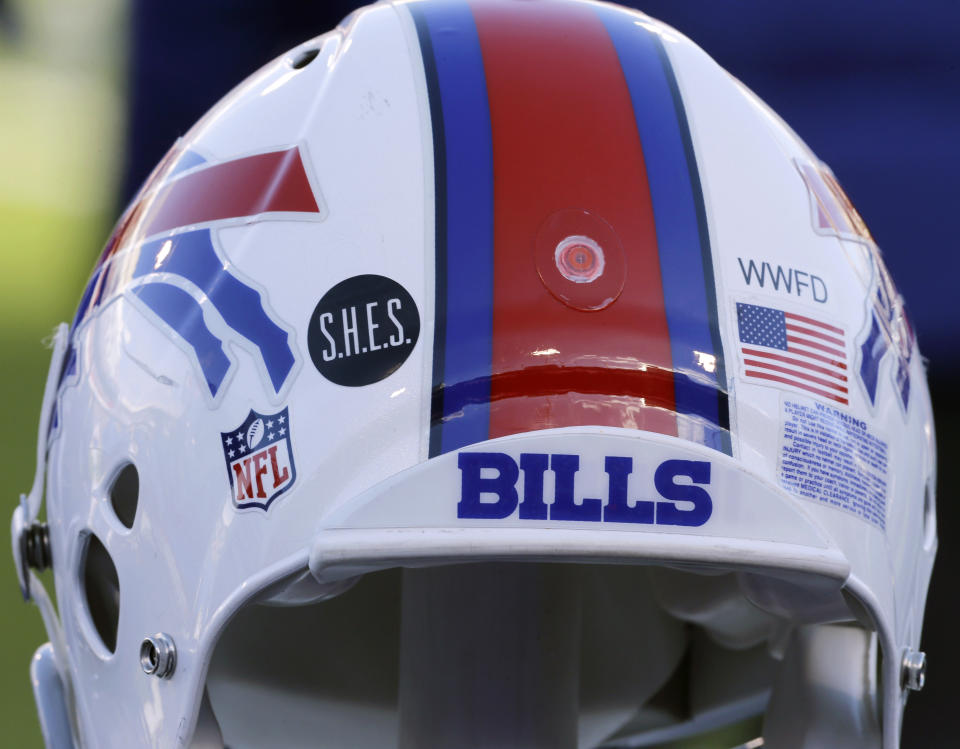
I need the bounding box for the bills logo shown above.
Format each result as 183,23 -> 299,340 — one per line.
458,452 -> 712,526
858,257 -> 913,411
795,157 -> 913,411
221,407 -> 296,511
60,146 -> 323,404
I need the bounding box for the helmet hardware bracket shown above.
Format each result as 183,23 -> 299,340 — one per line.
901,649 -> 927,692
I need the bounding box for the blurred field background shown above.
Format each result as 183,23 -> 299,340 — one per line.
0,0 -> 123,745
0,1 -> 956,747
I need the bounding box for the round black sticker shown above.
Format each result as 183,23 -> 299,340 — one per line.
307,274 -> 420,387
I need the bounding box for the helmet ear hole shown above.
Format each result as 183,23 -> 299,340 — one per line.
109,464 -> 139,529
290,48 -> 320,70
81,534 -> 120,653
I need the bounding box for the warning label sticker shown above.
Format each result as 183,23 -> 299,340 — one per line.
778,399 -> 888,530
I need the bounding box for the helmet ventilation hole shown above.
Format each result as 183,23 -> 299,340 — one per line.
81,534 -> 120,653
110,463 -> 139,529
290,48 -> 320,70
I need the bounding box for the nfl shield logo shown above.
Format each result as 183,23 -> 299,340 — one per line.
221,407 -> 297,511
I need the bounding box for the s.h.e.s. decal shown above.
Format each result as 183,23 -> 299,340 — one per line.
221,407 -> 296,511
307,275 -> 420,386
458,451 -> 712,526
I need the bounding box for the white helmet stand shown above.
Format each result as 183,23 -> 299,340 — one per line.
398,564 -> 580,749
764,624 -> 882,749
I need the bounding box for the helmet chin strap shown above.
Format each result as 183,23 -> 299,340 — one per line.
398,564 -> 581,749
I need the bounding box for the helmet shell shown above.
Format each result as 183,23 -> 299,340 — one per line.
32,1 -> 934,746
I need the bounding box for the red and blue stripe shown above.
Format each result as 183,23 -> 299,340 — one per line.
412,0 -> 730,456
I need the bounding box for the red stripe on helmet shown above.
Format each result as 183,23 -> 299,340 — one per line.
470,0 -> 677,439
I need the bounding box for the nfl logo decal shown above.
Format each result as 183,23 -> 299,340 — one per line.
221,407 -> 297,511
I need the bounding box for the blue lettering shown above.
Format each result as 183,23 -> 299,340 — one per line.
456,452 -> 714,527
549,454 -> 602,522
602,456 -> 654,524
654,460 -> 713,527
457,452 -> 519,519
518,453 -> 549,520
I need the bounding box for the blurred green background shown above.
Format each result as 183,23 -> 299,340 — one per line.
0,0 -> 123,744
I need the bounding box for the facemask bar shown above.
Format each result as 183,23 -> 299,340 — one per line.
11,321 -> 68,599
10,322 -> 80,747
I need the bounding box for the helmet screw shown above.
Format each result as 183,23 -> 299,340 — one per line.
140,633 -> 176,679
901,649 -> 926,692
20,523 -> 52,572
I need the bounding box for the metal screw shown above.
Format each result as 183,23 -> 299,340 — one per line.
140,633 -> 176,679
901,649 -> 926,691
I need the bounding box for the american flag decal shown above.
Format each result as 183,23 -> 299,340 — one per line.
736,302 -> 848,405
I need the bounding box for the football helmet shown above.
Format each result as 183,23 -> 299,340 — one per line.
12,1 -> 936,747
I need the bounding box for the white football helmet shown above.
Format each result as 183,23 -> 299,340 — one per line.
12,1 -> 936,747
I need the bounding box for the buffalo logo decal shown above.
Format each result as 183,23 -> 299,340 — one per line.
59,146 -> 324,406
